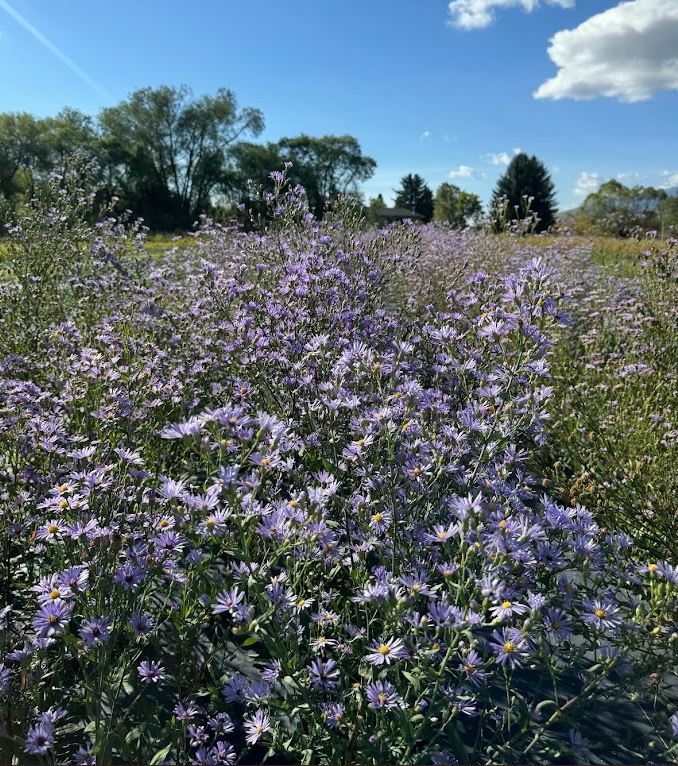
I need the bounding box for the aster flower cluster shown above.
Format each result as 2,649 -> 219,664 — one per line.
0,170 -> 677,765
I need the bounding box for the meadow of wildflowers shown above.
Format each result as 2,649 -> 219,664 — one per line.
1,171 -> 677,765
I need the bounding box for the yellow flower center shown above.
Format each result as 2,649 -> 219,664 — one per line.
288,499 -> 298,508
297,599 -> 305,607
48,524 -> 59,534
437,530 -> 448,540
48,614 -> 59,624
316,636 -> 326,644
377,693 -> 387,703
372,513 -> 383,523
378,644 -> 390,656
498,519 -> 508,529
49,589 -> 60,600
648,563 -> 658,573
261,457 -> 270,466
501,600 -> 512,610
412,466 -> 422,477
412,582 -> 422,592
356,438 -> 365,447
206,519 -> 216,530
58,484 -> 69,493
594,608 -> 606,619
159,520 -> 169,528
58,500 -> 68,509
503,641 -> 516,653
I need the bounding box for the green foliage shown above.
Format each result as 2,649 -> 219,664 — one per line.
0,164 -> 145,357
229,135 -> 375,222
491,153 -> 556,233
578,180 -> 668,237
99,85 -> 264,230
433,182 -> 482,227
394,174 -> 434,223
660,195 -> 678,236
541,237 -> 678,561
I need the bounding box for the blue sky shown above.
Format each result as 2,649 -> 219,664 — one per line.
0,0 -> 676,209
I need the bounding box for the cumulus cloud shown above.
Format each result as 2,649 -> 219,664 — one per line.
660,171 -> 678,188
534,0 -> 678,102
573,172 -> 601,197
484,148 -> 521,166
448,0 -> 574,30
449,165 -> 475,179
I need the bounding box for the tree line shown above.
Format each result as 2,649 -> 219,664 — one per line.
1,83 -> 567,233
0,85 -> 377,230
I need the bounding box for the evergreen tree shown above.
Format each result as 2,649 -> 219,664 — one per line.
491,153 -> 556,233
394,174 -> 434,222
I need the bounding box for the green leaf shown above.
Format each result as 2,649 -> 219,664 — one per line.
149,743 -> 173,765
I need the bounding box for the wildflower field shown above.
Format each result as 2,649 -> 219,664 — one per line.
1,173 -> 677,765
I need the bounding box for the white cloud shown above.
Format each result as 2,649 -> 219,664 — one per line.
448,0 -> 574,30
484,152 -> 511,166
449,164 -> 475,179
419,131 -> 432,143
660,171 -> 678,188
573,172 -> 601,197
483,148 -> 521,166
534,0 -> 678,102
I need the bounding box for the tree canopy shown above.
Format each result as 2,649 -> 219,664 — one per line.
0,86 -> 376,231
491,153 -> 557,233
394,174 -> 434,223
578,180 -> 669,236
433,182 -> 482,228
99,85 -> 264,229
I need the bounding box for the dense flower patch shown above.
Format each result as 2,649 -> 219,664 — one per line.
1,174 -> 677,764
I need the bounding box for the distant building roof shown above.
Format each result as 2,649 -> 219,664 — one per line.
377,207 -> 424,220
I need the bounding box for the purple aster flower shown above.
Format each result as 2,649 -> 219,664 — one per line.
114,563 -> 146,590
366,680 -> 401,710
72,744 -> 96,765
79,617 -> 111,650
207,712 -> 234,733
308,657 -> 339,689
129,612 -> 154,636
658,562 -> 678,585
37,706 -> 67,724
187,724 -> 209,746
457,649 -> 487,687
422,522 -> 458,544
581,599 -> 621,631
365,636 -> 408,665
0,664 -> 11,693
243,709 -> 271,744
174,701 -> 200,720
137,660 -> 165,683
58,566 -> 89,594
489,627 -> 528,669
252,662 -> 279,688
670,711 -> 678,737
489,599 -> 529,621
33,600 -> 72,637
24,723 -> 55,755
212,586 -> 245,615
545,608 -> 574,641
320,702 -> 345,728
